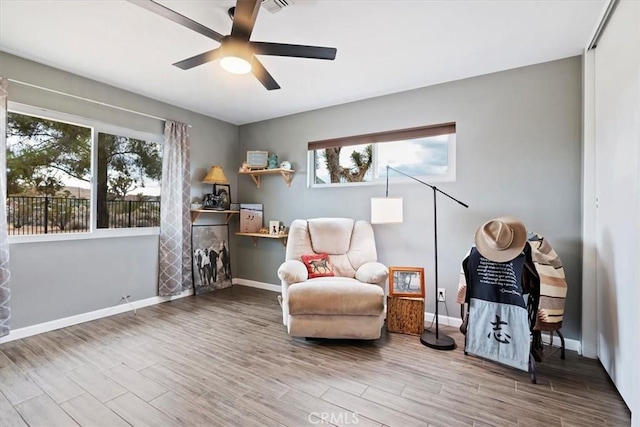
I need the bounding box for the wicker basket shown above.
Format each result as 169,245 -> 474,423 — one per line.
387,296 -> 425,335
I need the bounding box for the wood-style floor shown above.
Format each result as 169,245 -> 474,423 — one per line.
0,286 -> 631,427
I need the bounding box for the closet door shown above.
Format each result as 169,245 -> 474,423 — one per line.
593,0 -> 640,417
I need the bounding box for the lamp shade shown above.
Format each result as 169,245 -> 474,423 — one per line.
202,166 -> 229,184
371,197 -> 403,224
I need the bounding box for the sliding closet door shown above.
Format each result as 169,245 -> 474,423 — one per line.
593,0 -> 640,419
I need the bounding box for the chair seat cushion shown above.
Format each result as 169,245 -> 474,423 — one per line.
288,277 -> 384,316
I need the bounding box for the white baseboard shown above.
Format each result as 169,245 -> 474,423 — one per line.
233,278 -> 280,292
544,331 -> 582,354
425,311 -> 581,354
233,278 -> 582,353
5,276 -> 581,355
425,311 -> 463,328
0,288 -> 193,344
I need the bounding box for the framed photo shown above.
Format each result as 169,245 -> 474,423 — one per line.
191,224 -> 232,295
202,193 -> 220,210
213,183 -> 231,210
240,204 -> 263,233
389,266 -> 425,298
269,220 -> 280,235
246,150 -> 268,169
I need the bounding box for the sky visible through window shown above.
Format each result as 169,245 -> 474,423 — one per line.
314,134 -> 450,184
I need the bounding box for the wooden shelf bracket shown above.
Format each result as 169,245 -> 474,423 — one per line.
236,232 -> 288,247
240,168 -> 294,188
190,210 -> 239,223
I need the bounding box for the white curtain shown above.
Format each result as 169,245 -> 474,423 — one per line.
0,78 -> 11,337
158,121 -> 192,296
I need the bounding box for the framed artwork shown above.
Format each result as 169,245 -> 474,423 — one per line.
191,224 -> 232,295
213,183 -> 231,210
246,150 -> 268,169
202,193 -> 220,210
240,204 -> 263,233
389,266 -> 425,298
269,220 -> 280,235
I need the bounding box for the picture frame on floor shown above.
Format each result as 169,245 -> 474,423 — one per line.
389,266 -> 425,298
191,224 -> 232,295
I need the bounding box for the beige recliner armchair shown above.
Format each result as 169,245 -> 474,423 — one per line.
277,218 -> 388,339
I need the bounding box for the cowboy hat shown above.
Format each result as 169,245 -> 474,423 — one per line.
474,216 -> 527,263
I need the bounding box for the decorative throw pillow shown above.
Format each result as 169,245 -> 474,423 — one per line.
301,253 -> 335,279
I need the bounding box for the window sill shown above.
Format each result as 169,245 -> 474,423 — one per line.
8,227 -> 160,244
309,175 -> 455,189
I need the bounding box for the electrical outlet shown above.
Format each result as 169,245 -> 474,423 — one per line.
437,288 -> 446,302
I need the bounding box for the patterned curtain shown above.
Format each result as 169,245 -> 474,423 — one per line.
0,78 -> 11,337
158,121 -> 192,296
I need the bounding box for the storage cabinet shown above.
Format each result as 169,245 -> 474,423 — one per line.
386,296 -> 425,335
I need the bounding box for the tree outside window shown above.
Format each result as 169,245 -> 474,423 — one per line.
309,123 -> 455,187
6,111 -> 162,234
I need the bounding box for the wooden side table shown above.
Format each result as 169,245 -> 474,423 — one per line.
387,296 -> 425,335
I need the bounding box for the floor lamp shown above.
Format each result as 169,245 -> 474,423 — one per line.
371,165 -> 468,350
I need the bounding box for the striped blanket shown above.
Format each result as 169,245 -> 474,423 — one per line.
457,233 -> 568,331
527,234 -> 567,331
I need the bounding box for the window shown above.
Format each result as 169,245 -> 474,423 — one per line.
6,106 -> 162,236
308,122 -> 456,187
96,132 -> 162,229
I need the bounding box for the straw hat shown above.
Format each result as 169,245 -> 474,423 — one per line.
474,216 -> 527,263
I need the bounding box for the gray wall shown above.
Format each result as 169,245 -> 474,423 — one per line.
1,52 -> 239,329
238,57 -> 583,339
0,52 -> 584,342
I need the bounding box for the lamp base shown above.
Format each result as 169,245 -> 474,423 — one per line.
420,330 -> 456,351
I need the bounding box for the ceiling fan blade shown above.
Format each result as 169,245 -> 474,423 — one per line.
230,0 -> 261,41
250,42 -> 337,60
127,0 -> 223,42
173,48 -> 222,70
251,57 -> 281,91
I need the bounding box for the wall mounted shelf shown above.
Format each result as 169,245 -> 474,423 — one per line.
190,209 -> 239,223
236,232 -> 288,247
239,168 -> 294,188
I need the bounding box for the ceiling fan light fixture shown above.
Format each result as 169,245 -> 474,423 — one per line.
220,36 -> 253,75
220,56 -> 252,74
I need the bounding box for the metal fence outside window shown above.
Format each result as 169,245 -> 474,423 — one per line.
7,196 -> 160,235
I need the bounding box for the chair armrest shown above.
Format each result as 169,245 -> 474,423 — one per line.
355,262 -> 388,284
278,260 -> 308,284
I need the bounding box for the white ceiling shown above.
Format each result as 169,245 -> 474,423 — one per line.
0,0 -> 606,125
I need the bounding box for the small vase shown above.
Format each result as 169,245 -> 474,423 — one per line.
267,154 -> 278,169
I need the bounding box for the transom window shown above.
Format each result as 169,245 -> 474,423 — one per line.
308,122 -> 456,187
6,105 -> 163,236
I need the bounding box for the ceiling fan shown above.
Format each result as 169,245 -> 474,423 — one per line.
128,0 -> 337,90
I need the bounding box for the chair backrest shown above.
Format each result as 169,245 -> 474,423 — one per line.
285,218 -> 378,278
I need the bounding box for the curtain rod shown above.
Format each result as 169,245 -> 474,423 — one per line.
7,78 -> 168,123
